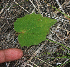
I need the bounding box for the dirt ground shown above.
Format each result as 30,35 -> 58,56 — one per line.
0,0 -> 70,67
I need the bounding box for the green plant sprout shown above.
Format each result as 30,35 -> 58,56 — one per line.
14,12 -> 57,47
44,1 -> 70,18
46,39 -> 70,50
7,6 -> 10,8
0,7 -> 2,8
51,6 -> 70,18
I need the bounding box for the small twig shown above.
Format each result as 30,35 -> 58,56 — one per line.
60,59 -> 69,67
29,0 -> 41,13
27,64 -> 33,67
29,0 -> 43,17
29,0 -> 38,10
56,0 -> 65,13
0,8 -> 4,14
14,1 -> 29,13
6,62 -> 10,67
1,23 -> 6,28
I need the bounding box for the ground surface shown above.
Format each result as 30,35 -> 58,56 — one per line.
0,0 -> 70,67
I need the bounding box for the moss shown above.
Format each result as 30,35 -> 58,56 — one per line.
14,12 -> 57,47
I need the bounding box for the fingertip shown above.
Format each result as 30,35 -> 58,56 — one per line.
0,48 -> 23,63
4,48 -> 23,62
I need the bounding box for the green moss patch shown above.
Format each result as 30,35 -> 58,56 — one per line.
14,12 -> 57,47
